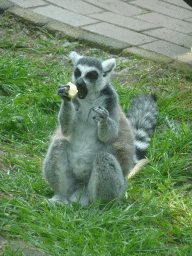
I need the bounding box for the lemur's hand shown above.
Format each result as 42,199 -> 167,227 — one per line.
57,85 -> 70,100
93,107 -> 109,123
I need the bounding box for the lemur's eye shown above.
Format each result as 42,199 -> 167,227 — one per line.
86,71 -> 98,80
74,68 -> 81,78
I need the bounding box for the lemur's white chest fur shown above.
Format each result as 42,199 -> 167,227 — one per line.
68,95 -> 107,181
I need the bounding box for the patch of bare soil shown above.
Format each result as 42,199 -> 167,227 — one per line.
0,236 -> 50,256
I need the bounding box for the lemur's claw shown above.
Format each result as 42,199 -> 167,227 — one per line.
93,107 -> 109,122
57,85 -> 70,99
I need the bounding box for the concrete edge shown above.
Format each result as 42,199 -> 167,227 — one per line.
122,47 -> 173,64
82,28 -> 130,54
5,4 -> 129,54
168,59 -> 192,72
44,21 -> 130,54
8,6 -> 52,26
0,0 -> 14,13
122,47 -> 192,71
1,1 -> 191,71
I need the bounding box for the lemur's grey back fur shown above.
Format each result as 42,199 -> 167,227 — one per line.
127,94 -> 158,164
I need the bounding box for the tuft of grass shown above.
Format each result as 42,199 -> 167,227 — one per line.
0,13 -> 192,255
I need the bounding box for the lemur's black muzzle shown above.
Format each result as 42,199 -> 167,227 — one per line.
76,78 -> 88,99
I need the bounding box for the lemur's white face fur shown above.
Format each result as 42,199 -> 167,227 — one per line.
69,51 -> 116,99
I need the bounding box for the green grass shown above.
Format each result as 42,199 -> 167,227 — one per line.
0,14 -> 192,255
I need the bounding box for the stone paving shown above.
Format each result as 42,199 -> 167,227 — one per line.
1,0 -> 192,67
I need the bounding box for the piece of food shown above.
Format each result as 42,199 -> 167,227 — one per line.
66,82 -> 78,99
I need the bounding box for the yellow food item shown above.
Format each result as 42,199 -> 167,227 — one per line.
66,82 -> 78,99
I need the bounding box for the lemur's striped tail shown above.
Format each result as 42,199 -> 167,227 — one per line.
127,95 -> 158,164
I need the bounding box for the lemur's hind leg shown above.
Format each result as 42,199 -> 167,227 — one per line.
87,153 -> 127,203
43,138 -> 76,205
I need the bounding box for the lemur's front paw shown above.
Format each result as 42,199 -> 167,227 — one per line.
57,84 -> 70,99
93,107 -> 109,122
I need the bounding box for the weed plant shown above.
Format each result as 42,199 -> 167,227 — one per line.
0,14 -> 192,255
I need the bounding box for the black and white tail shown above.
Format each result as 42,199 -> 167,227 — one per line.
127,95 -> 158,164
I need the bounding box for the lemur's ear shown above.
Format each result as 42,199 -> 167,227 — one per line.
69,51 -> 82,66
102,58 -> 116,73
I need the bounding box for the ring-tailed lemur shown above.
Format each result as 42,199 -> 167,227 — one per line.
43,51 -> 158,206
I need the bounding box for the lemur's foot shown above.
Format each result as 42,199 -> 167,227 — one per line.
48,195 -> 69,205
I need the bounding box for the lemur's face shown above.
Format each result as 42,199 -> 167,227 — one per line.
70,51 -> 116,100
73,64 -> 102,99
